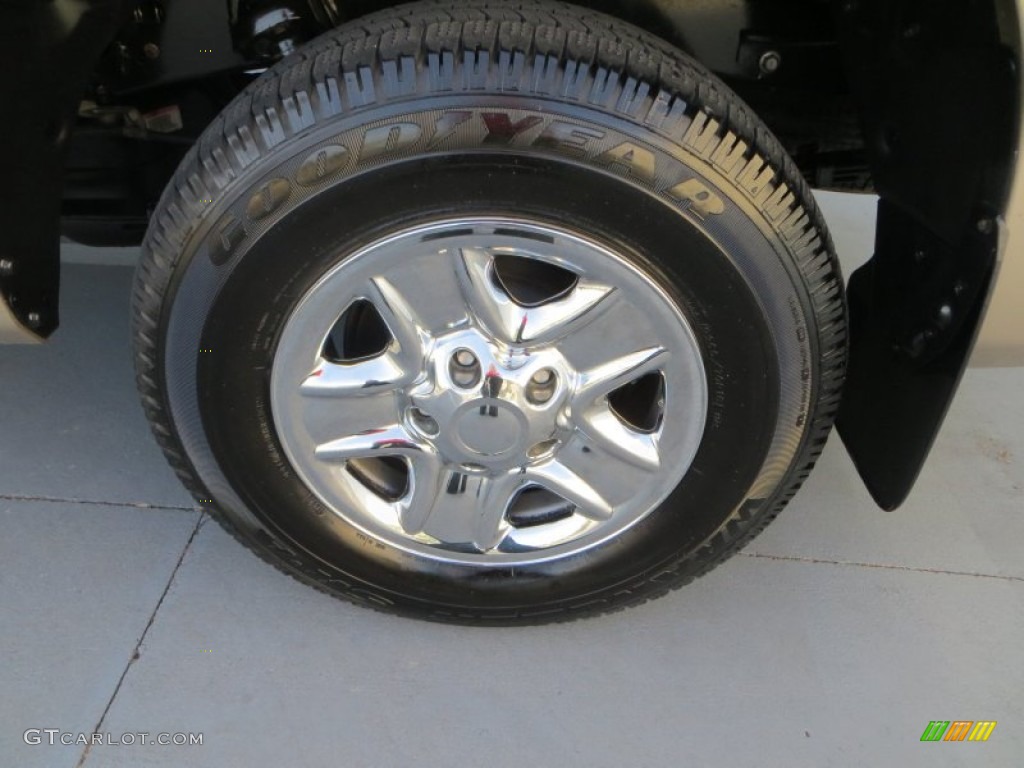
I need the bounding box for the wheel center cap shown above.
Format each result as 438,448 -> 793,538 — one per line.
456,400 -> 524,456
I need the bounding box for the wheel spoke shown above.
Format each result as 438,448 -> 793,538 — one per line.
299,276 -> 429,398
399,464 -> 523,551
366,276 -> 429,367
301,356 -> 411,397
575,346 -> 669,410
289,390 -> 401,452
526,460 -> 614,522
314,424 -> 426,463
471,472 -> 525,552
570,345 -> 667,472
577,407 -> 661,471
396,451 -> 446,535
455,247 -> 615,344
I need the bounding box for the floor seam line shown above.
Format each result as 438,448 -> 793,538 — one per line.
0,493 -> 193,512
738,551 -> 1024,583
75,512 -> 206,768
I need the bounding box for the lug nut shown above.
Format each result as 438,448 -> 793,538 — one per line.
528,439 -> 560,461
450,348 -> 481,388
527,368 -> 557,405
759,50 -> 782,75
408,407 -> 439,437
531,369 -> 554,386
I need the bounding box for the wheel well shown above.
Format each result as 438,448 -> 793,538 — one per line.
65,0 -> 867,249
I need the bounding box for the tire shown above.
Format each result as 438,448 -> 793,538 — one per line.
132,0 -> 847,624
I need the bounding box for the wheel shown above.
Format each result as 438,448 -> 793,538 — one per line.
132,0 -> 846,624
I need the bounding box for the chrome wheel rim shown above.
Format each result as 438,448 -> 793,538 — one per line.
270,218 -> 708,565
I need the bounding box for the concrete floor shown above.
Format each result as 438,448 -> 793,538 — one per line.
1,194 -> 1021,767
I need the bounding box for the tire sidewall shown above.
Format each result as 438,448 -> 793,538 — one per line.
157,98 -> 819,617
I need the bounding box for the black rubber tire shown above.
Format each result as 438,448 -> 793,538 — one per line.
132,0 -> 847,625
